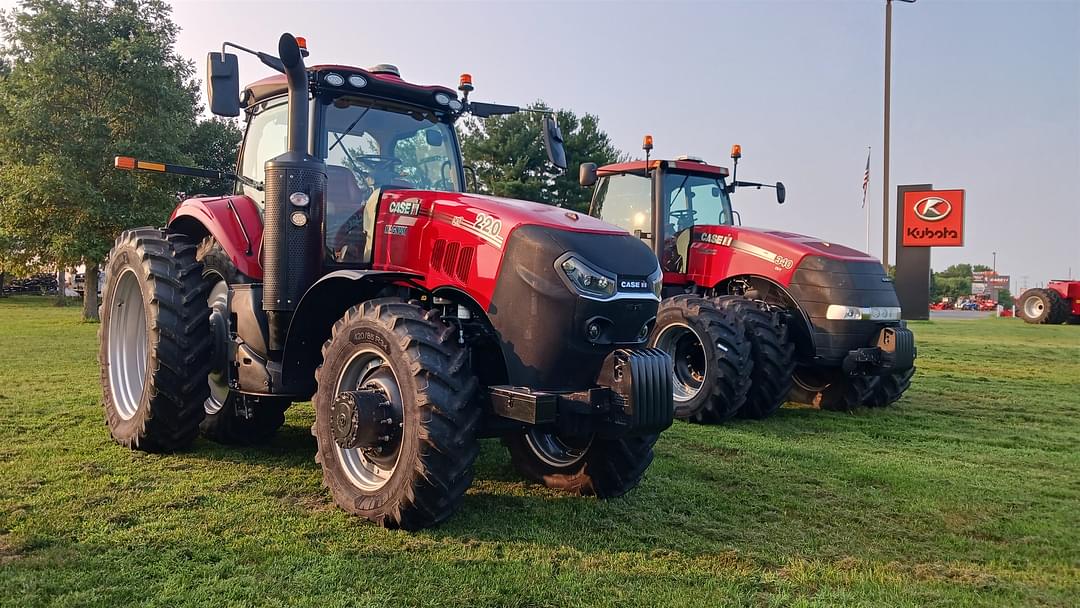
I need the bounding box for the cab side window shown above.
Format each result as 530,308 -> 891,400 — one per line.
238,101 -> 289,208
591,173 -> 652,240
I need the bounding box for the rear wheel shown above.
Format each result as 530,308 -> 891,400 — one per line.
713,296 -> 795,419
312,299 -> 480,529
650,295 -> 751,423
503,430 -> 658,498
195,236 -> 290,444
1045,289 -> 1070,324
1018,288 -> 1060,324
98,229 -> 210,451
788,366 -> 874,411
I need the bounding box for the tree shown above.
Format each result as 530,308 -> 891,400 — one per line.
972,264 -> 992,273
187,117 -> 242,196
0,0 -> 203,320
997,288 -> 1013,309
460,102 -> 623,212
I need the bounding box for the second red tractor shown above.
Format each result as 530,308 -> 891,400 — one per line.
580,141 -> 917,421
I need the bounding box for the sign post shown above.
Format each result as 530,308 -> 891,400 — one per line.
894,186 -> 966,320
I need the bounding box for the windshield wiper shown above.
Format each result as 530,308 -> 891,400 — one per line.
329,106 -> 373,153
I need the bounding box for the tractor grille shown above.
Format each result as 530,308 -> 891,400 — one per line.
430,239 -> 473,283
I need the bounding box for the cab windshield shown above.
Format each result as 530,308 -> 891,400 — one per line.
322,98 -> 462,193
663,171 -> 733,235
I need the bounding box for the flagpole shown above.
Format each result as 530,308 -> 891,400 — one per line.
866,148 -> 872,253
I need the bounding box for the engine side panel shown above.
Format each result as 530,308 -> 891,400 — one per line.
372,190 -> 626,310
168,195 -> 264,279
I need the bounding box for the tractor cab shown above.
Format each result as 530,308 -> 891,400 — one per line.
583,156 -> 734,274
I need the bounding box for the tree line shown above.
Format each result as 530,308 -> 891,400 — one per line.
0,1 -> 622,322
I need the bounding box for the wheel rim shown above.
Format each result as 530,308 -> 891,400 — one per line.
1023,296 -> 1044,318
204,275 -> 230,416
107,269 -> 148,421
333,348 -> 404,491
653,322 -> 707,402
524,429 -> 592,468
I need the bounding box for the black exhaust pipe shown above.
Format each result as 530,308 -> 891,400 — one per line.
262,33 -> 326,354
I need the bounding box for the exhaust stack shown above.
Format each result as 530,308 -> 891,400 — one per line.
261,33 -> 326,354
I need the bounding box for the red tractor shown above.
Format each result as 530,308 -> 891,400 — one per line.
99,34 -> 673,529
1017,280 -> 1080,324
579,140 -> 916,420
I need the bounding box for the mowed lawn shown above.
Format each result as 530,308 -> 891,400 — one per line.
1,296 -> 1077,607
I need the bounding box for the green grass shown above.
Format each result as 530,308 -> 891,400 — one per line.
1,295 -> 1077,607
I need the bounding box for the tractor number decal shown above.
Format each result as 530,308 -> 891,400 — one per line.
473,213 -> 502,238
731,240 -> 795,270
448,212 -> 505,249
384,224 -> 408,236
699,233 -> 733,246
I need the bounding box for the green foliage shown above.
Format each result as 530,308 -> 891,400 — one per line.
972,264 -> 992,273
460,102 -> 623,212
187,117 -> 242,196
997,288 -> 1014,308
937,263 -> 973,278
1,296 -> 1078,606
0,0 -> 201,271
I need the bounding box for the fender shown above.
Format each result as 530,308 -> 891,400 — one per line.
168,195 -> 264,279
719,274 -> 817,359
279,269 -> 422,395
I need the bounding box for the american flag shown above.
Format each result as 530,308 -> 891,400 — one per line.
861,148 -> 871,208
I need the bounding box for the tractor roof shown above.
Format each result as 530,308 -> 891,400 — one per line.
244,64 -> 458,109
597,159 -> 729,178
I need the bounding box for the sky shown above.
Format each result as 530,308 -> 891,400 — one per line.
2,0 -> 1077,289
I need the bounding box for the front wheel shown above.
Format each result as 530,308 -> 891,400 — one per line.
503,430 -> 658,498
650,295 -> 751,423
311,299 -> 480,530
864,367 -> 916,407
788,366 -> 874,411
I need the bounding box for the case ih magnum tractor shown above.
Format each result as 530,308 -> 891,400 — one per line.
99,34 -> 672,529
579,140 -> 916,421
1017,280 -> 1080,324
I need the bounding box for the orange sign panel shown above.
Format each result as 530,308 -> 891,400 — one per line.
901,189 -> 964,247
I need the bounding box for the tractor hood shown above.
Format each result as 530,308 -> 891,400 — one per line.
372,189 -> 657,310
684,225 -> 883,288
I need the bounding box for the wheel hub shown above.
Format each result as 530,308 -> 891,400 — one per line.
654,323 -> 707,402
331,389 -> 398,451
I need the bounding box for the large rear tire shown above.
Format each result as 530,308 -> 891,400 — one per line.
1017,288 -> 1062,324
864,367 -> 916,407
1045,289 -> 1070,324
98,228 -> 211,451
713,296 -> 795,419
503,431 -> 658,498
312,299 -> 480,529
195,236 -> 290,444
788,366 -> 874,411
649,295 -> 751,423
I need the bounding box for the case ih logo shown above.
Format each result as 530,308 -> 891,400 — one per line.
902,189 -> 964,247
913,197 -> 952,222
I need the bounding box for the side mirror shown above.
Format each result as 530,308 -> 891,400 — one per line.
775,182 -> 786,204
207,52 -> 241,117
579,162 -> 597,187
542,116 -> 567,170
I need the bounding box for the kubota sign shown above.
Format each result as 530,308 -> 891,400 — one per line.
901,189 -> 965,247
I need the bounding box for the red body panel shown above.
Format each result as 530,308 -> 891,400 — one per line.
684,225 -> 880,289
1048,280 -> 1080,316
374,190 -> 625,310
168,195 -> 264,279
598,160 -> 729,177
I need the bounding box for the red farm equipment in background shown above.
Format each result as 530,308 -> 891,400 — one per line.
1017,280 -> 1080,324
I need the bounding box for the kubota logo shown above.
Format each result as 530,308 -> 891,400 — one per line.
913,196 -> 952,222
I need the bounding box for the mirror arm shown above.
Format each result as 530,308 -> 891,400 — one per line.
222,41 -> 285,74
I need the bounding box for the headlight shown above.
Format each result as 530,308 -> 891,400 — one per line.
826,305 -> 902,321
649,266 -> 663,299
558,255 -> 617,300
